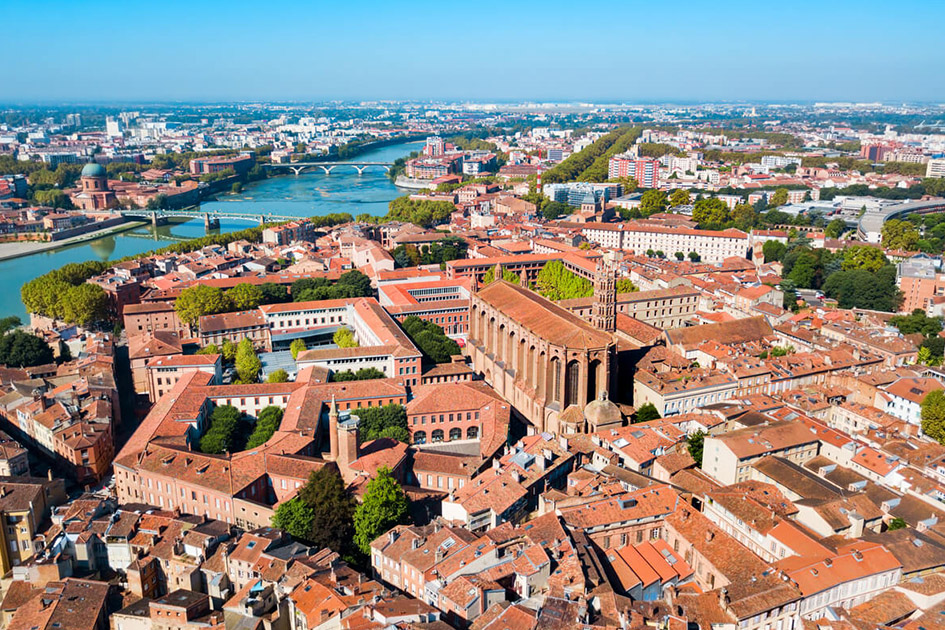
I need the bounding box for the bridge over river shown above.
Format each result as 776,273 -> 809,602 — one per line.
120,209 -> 299,229
263,161 -> 393,176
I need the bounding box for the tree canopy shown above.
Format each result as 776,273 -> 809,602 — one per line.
534,260 -> 593,301
401,315 -> 460,363
355,403 -> 409,443
246,405 -> 283,449
199,404 -> 242,454
353,467 -> 410,555
272,465 -> 356,556
225,283 -> 264,311
0,330 -> 54,367
235,338 -> 261,384
633,403 -> 661,423
922,390 -> 945,445
175,285 -> 232,327
333,328 -> 358,348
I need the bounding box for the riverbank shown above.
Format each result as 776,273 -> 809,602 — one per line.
394,176 -> 437,190
0,220 -> 148,262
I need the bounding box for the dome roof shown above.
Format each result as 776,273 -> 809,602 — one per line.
81,162 -> 107,178
584,392 -> 621,427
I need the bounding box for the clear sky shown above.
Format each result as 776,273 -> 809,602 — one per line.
2,0 -> 943,103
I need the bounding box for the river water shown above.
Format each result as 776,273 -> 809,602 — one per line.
0,141 -> 423,321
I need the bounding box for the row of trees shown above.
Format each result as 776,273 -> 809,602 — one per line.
199,405 -> 242,454
391,237 -> 467,268
356,403 -> 409,443
175,271 -> 373,328
20,261 -> 110,327
401,315 -> 460,363
291,271 -> 372,302
534,260 -> 593,301
541,127 -> 642,184
384,196 -> 456,228
245,406 -> 283,450
331,367 -> 386,382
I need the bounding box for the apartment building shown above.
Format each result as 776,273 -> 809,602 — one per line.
702,421 -> 821,485
581,222 -> 750,263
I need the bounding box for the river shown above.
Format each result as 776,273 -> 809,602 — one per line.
0,140 -> 423,321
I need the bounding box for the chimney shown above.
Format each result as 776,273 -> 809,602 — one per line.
705,530 -> 714,543
328,395 -> 339,461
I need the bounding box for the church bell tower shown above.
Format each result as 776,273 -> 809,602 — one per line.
591,252 -> 618,332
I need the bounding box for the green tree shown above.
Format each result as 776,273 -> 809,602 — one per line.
770,188 -> 789,207
271,497 -> 315,540
688,251 -> 700,262
356,404 -> 408,443
290,338 -> 307,360
882,219 -> 920,250
732,203 -> 758,231
225,283 -> 264,311
640,190 -> 668,214
0,317 -> 21,336
221,339 -> 237,362
295,466 -> 357,554
890,310 -> 943,337
481,267 -> 519,284
331,367 -> 387,383
353,467 -> 410,555
616,279 -> 637,293
259,282 -> 289,304
401,316 -> 460,363
235,338 -> 261,383
633,403 -> 661,423
199,405 -> 241,454
246,405 -> 283,448
692,198 -> 730,226
841,246 -> 888,273
825,218 -> 847,239
541,201 -> 571,221
887,517 -> 908,531
669,189 -> 690,207
687,431 -> 705,467
175,285 -> 232,327
267,369 -> 289,383
61,283 -> 108,327
922,390 -> 945,444
534,260 -> 593,301
0,330 -> 54,367
333,327 -> 359,348
822,266 -> 902,312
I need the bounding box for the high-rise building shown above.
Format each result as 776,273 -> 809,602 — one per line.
608,153 -> 661,188
927,158 -> 945,179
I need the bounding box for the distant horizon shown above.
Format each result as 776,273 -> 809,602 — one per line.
2,0 -> 944,103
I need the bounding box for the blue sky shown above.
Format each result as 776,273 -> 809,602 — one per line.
2,0 -> 942,103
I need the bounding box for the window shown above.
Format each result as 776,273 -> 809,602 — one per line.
414,431 -> 427,445
432,430 -> 444,443
449,428 -> 462,441
466,426 -> 478,439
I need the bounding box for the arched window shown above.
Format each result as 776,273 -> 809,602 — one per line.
449,428 -> 462,441
413,431 -> 427,444
467,426 -> 479,439
588,359 -> 601,403
528,345 -> 537,386
565,360 -> 580,408
498,324 -> 506,363
550,356 -> 561,404
432,429 -> 444,443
